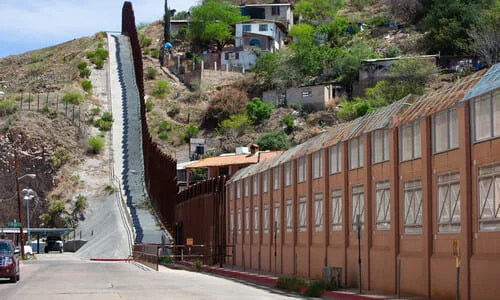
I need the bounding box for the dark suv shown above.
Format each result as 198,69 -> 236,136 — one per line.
0,239 -> 20,283
45,235 -> 63,253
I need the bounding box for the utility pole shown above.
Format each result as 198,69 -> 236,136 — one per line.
15,152 -> 26,260
164,0 -> 171,44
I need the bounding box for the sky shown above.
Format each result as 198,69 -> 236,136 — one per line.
0,0 -> 200,58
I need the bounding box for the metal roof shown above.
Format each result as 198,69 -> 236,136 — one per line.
392,69 -> 488,127
461,63 -> 500,102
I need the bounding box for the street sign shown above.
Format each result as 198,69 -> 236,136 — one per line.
8,221 -> 21,227
186,238 -> 194,246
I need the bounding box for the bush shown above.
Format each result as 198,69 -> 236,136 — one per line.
94,119 -> 112,131
246,97 -> 273,124
281,114 -> 295,134
81,80 -> 92,93
87,136 -> 105,154
76,61 -> 88,70
143,47 -> 151,55
304,280 -> 334,297
217,114 -> 253,138
145,101 -> 153,112
177,27 -> 188,38
41,104 -> 50,113
90,107 -> 101,116
101,112 -> 113,122
62,92 -> 84,105
150,49 -> 160,58
94,58 -> 104,69
80,68 -> 91,78
384,45 -> 401,58
159,131 -> 169,140
159,256 -> 174,264
183,124 -> 199,143
146,68 -> 157,80
255,131 -> 290,151
51,147 -> 69,169
337,98 -> 375,121
0,99 -> 17,116
104,184 -> 117,194
139,34 -> 152,48
206,87 -> 248,128
275,277 -> 305,292
158,120 -> 171,132
167,105 -> 180,118
74,195 -> 87,212
152,80 -> 170,98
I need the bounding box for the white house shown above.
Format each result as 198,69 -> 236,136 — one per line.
240,3 -> 294,31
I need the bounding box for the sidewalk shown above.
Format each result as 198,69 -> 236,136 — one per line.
172,261 -> 417,299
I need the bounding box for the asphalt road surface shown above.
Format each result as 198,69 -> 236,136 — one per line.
0,253 -> 297,300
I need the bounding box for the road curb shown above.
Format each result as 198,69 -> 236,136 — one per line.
90,258 -> 133,262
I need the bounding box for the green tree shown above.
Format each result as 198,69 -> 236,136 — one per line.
467,3 -> 500,66
183,124 -> 199,143
206,87 -> 248,128
334,42 -> 377,95
255,131 -> 290,151
246,97 -> 273,124
189,0 -> 248,51
217,114 -> 253,138
289,24 -> 315,45
423,0 -> 491,55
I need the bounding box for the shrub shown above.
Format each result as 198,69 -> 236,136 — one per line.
48,201 -> 66,215
206,87 -> 248,128
152,80 -> 170,98
97,42 -> 104,49
281,114 -> 295,134
337,98 -> 375,121
255,131 -> 290,151
74,195 -> 87,212
177,27 -> 188,38
94,119 -> 113,131
87,136 -> 105,154
150,49 -> 160,58
139,34 -> 152,48
143,47 -> 151,55
217,114 -> 253,138
158,120 -> 171,132
104,184 -> 117,194
93,48 -> 108,60
101,112 -> 113,122
159,256 -> 174,264
159,131 -> 169,140
90,107 -> 101,116
81,80 -> 92,93
146,68 -> 157,80
384,45 -> 401,58
80,68 -> 91,78
48,110 -> 58,119
41,104 -> 50,113
0,99 -> 17,116
167,105 -> 180,118
246,97 -> 273,124
192,259 -> 203,271
183,124 -> 199,143
94,58 -> 104,69
304,280 -> 333,297
145,101 -> 154,112
275,277 -> 305,292
76,61 -> 88,70
62,92 -> 84,105
51,147 -> 69,169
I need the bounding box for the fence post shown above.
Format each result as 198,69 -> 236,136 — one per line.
37,93 -> 40,111
65,101 -> 68,116
177,56 -> 181,75
78,106 -> 81,128
56,94 -> 59,111
226,64 -> 229,72
20,92 -> 23,110
46,92 -> 49,108
72,105 -> 75,123
214,61 -> 217,72
28,93 -> 31,110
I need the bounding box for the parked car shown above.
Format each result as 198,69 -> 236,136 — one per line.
0,239 -> 20,283
44,236 -> 63,253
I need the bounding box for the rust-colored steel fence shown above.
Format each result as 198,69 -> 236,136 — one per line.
133,244 -> 159,271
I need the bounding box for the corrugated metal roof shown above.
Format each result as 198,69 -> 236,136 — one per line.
186,151 -> 282,169
461,63 -> 500,102
392,69 -> 488,127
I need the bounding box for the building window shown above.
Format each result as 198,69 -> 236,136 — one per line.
314,193 -> 323,232
478,163 -> 500,231
349,136 -> 364,170
301,89 -> 312,98
274,201 -> 280,233
372,129 -> 389,164
237,208 -> 241,234
263,204 -> 269,234
433,108 -> 459,153
244,177 -> 249,197
297,156 -> 306,183
299,196 -> 307,232
312,150 -> 322,179
271,6 -> 280,16
403,179 -> 423,234
375,180 -> 391,230
263,171 -> 269,193
437,172 -> 461,233
400,121 -> 421,161
331,189 -> 342,231
273,167 -> 280,190
230,210 -> 234,234
254,206 -> 259,233
252,174 -> 258,195
284,162 -> 292,186
351,185 -> 364,231
243,24 -> 252,32
275,90 -> 286,107
286,199 -> 292,232
259,24 -> 268,31
329,144 -> 342,174
236,181 -> 241,199
472,91 -> 500,142
245,207 -> 249,232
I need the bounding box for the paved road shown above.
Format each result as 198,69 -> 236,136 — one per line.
0,254 -> 297,300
